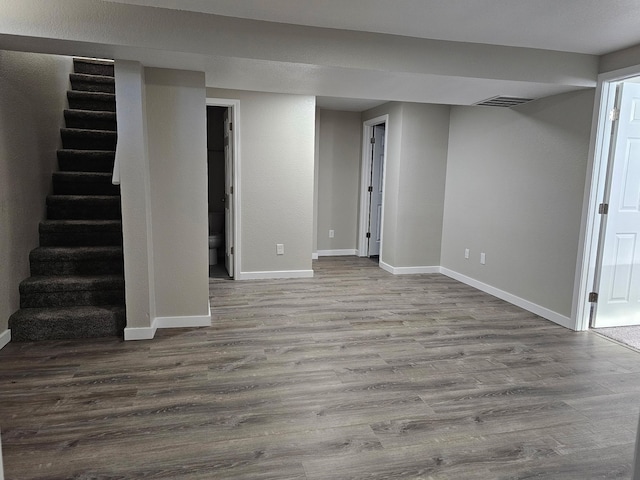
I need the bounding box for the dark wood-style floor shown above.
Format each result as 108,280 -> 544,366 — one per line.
1,256 -> 638,479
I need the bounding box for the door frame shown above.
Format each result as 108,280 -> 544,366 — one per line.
358,115 -> 389,259
206,98 -> 240,279
573,65 -> 640,330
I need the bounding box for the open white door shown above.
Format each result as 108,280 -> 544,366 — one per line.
368,124 -> 385,256
593,82 -> 640,327
223,108 -> 234,278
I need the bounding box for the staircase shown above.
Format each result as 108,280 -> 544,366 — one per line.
9,58 -> 126,342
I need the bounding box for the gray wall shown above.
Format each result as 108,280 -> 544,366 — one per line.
0,50 -> 72,334
207,88 -> 316,275
441,90 -> 595,317
600,43 -> 640,74
145,68 -> 210,318
316,109 -> 362,252
395,103 -> 450,267
362,102 -> 450,268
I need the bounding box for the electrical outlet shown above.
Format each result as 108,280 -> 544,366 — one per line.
480,252 -> 486,265
464,248 -> 470,259
276,244 -> 284,255
329,230 -> 335,238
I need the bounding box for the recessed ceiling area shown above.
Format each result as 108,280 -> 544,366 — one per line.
102,0 -> 640,55
4,0 -> 638,111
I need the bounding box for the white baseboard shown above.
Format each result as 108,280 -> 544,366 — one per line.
124,302 -> 212,341
317,249 -> 357,257
440,267 -> 574,329
0,330 -> 10,351
236,270 -> 314,280
379,261 -> 440,275
312,253 -> 319,260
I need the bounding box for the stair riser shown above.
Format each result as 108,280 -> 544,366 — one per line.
67,95 -> 116,112
20,290 -> 125,309
47,202 -> 122,220
73,61 -> 114,77
52,180 -> 120,196
10,313 -> 125,342
70,78 -> 115,94
64,115 -> 116,132
61,132 -> 117,151
57,152 -> 115,173
30,259 -> 124,276
40,232 -> 123,247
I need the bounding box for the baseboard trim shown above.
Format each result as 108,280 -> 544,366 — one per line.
0,329 -> 11,351
124,302 -> 212,341
317,249 -> 357,257
236,270 -> 314,280
379,261 -> 440,275
312,253 -> 319,260
440,267 -> 574,329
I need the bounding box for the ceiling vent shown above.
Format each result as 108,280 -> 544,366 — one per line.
474,96 -> 534,108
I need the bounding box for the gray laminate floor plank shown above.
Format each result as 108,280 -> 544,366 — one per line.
0,256 -> 638,479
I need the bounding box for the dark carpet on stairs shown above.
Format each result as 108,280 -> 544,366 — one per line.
9,58 -> 126,342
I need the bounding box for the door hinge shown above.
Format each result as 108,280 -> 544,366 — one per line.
366,232 -> 371,238
229,122 -> 233,131
230,246 -> 234,255
368,185 -> 373,192
598,203 -> 609,214
370,137 -> 375,144
609,108 -> 620,122
230,186 -> 234,195
589,292 -> 598,303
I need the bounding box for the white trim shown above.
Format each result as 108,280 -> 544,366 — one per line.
358,115 -> 389,260
236,270 -> 314,280
573,64 -> 640,332
0,330 -> 10,350
124,324 -> 156,341
441,268 -> 573,330
206,98 -> 240,280
379,261 -> 439,275
125,301 -> 212,341
311,252 -> 319,260
317,249 -> 357,257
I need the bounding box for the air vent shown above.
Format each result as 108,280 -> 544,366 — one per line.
474,96 -> 534,108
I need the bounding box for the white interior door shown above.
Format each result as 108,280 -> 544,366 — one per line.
223,108 -> 234,278
368,124 -> 385,256
593,82 -> 640,327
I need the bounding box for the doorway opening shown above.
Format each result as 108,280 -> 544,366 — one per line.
206,99 -> 239,279
358,115 -> 388,262
575,68 -> 640,340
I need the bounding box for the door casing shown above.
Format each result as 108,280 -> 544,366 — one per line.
573,65 -> 640,330
358,115 -> 389,259
206,98 -> 240,279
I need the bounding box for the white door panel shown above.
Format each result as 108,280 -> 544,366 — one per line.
594,82 -> 640,327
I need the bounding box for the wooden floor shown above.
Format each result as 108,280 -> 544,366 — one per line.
1,256 -> 639,479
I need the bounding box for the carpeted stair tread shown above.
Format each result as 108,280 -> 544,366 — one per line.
47,195 -> 122,220
67,91 -> 116,112
61,128 -> 117,151
70,73 -> 115,94
64,109 -> 117,131
40,220 -> 123,247
30,246 -> 123,276
20,274 -> 125,293
9,305 -> 125,342
52,172 -> 119,195
73,58 -> 115,77
57,150 -> 115,173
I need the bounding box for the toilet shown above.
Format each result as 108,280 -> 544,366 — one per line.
208,212 -> 224,265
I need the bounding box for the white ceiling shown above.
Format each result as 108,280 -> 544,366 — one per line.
104,0 -> 640,55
